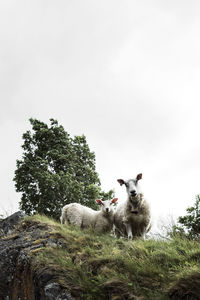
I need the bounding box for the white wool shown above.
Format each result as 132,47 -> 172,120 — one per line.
114,175 -> 151,239
61,198 -> 117,234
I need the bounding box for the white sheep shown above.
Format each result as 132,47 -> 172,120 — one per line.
114,173 -> 151,239
61,198 -> 118,233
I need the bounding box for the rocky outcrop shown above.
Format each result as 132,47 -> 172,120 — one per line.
0,212 -> 73,300
0,211 -> 26,236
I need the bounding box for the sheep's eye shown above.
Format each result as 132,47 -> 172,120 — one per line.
125,183 -> 128,187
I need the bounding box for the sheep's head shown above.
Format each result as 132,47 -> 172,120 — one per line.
117,174 -> 143,212
96,198 -> 118,214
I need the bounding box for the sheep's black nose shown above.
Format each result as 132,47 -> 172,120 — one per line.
130,190 -> 137,197
106,208 -> 109,212
131,210 -> 138,214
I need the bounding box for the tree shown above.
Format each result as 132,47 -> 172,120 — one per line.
173,195 -> 200,239
14,118 -> 113,219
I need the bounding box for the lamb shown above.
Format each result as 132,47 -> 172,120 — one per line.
61,198 -> 118,233
114,173 -> 151,239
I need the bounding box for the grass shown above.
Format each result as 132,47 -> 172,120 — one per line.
26,215 -> 200,299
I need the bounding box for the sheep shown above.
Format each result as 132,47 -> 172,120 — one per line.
61,198 -> 118,233
114,173 -> 151,239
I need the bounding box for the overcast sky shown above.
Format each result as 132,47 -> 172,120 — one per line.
1,0 -> 200,230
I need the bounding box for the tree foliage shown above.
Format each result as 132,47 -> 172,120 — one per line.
14,118 -> 113,219
173,195 -> 200,239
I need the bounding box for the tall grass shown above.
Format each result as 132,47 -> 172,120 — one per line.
29,215 -> 200,299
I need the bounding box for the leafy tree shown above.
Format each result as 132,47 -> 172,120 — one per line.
14,118 -> 113,219
173,195 -> 200,239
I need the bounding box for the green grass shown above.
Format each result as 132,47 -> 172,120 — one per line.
27,215 -> 200,299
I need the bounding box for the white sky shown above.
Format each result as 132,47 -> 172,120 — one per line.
0,0 -> 200,230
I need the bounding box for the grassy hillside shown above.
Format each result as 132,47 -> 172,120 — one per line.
29,215 -> 200,300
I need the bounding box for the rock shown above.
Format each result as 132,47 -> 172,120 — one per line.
0,212 -> 73,300
0,211 -> 26,236
44,283 -> 73,300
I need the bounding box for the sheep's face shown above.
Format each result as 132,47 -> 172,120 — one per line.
117,173 -> 142,200
96,198 -> 118,214
117,174 -> 143,214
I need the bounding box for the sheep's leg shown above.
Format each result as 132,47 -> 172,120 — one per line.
60,215 -> 69,225
113,225 -> 121,238
60,213 -> 66,224
125,223 -> 133,240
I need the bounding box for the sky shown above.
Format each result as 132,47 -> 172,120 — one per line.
0,0 -> 200,231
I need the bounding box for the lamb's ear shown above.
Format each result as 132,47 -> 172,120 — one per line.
111,198 -> 118,204
117,179 -> 125,186
136,173 -> 142,181
96,199 -> 103,205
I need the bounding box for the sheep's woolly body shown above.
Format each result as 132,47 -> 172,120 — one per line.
95,211 -> 114,233
61,202 -> 115,233
114,193 -> 151,238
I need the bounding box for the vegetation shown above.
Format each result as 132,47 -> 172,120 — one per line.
173,195 -> 200,240
12,118 -> 200,298
13,118 -> 113,220
29,215 -> 200,300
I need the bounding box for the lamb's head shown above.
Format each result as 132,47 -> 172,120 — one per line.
117,173 -> 143,213
96,198 -> 118,215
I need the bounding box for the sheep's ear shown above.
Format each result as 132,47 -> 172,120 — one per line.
111,198 -> 118,204
96,199 -> 103,205
136,173 -> 142,181
117,179 -> 125,186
